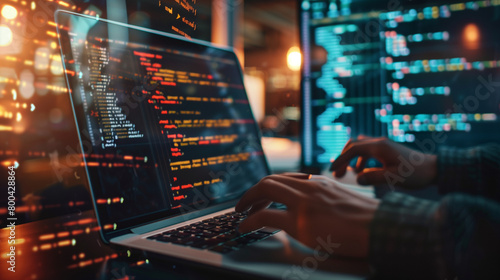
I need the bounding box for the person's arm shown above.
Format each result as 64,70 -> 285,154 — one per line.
438,144 -> 500,201
331,138 -> 500,200
371,191 -> 500,280
236,174 -> 500,279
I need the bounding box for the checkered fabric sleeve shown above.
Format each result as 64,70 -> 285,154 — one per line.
369,192 -> 446,280
369,193 -> 500,279
438,144 -> 500,201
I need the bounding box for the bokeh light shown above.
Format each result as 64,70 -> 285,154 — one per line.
464,24 -> 479,41
0,25 -> 13,47
50,55 -> 64,76
287,46 -> 302,71
1,5 -> 18,20
463,23 -> 480,50
34,47 -> 50,71
19,70 -> 35,99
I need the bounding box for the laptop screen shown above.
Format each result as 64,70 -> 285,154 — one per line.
56,11 -> 269,235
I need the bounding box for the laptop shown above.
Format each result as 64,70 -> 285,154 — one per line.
56,10 -> 367,279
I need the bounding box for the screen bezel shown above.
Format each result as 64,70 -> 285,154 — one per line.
55,10 -> 271,242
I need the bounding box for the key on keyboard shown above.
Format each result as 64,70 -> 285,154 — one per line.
147,211 -> 279,254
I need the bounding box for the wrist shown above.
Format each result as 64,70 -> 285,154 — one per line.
359,199 -> 380,258
426,154 -> 438,185
369,192 -> 442,278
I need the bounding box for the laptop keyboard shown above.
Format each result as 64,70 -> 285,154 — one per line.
146,211 -> 280,254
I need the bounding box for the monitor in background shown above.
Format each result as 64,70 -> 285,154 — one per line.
300,0 -> 500,172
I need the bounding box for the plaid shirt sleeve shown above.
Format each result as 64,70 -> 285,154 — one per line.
370,192 -> 500,279
438,144 -> 500,201
369,192 -> 446,280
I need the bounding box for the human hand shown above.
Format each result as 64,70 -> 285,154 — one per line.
330,137 -> 437,189
236,174 -> 380,258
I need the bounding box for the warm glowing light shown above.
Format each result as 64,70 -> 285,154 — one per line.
39,234 -> 55,240
287,46 -> 302,71
464,24 -> 479,41
58,240 -> 71,247
0,25 -> 13,47
463,23 -> 480,50
50,54 -> 64,75
1,5 -> 18,20
46,31 -> 57,37
58,1 -> 70,8
1,160 -> 14,166
35,47 -> 50,71
0,126 -> 13,132
31,1 -> 36,10
19,70 -> 35,99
